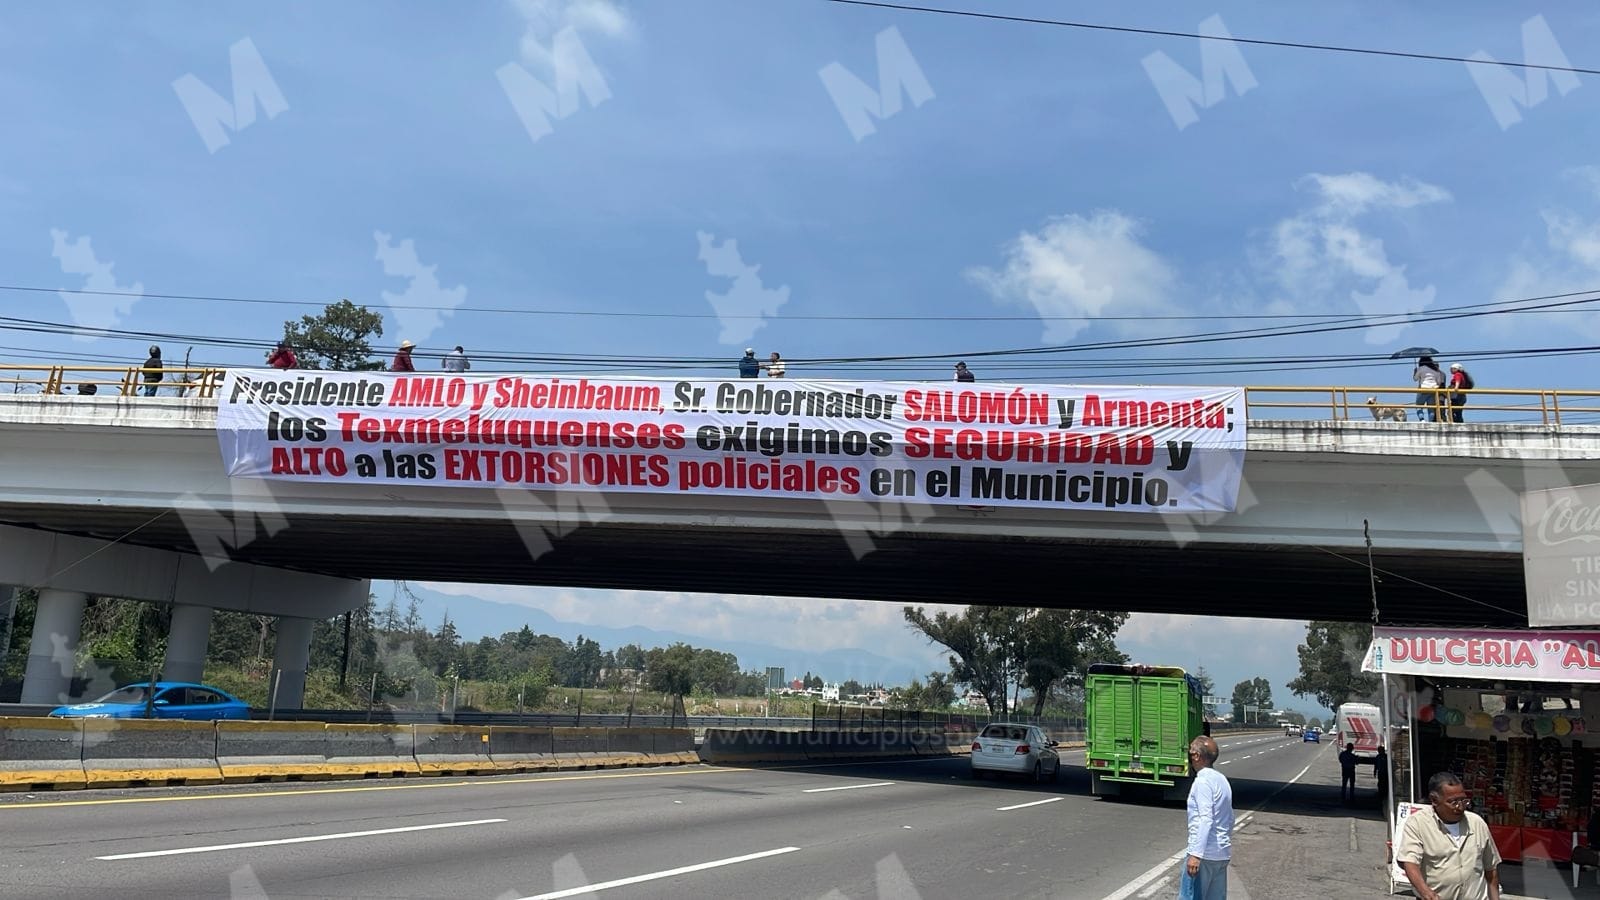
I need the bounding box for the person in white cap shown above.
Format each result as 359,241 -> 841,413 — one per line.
1447,363 -> 1474,423
390,340 -> 416,373
739,348 -> 760,378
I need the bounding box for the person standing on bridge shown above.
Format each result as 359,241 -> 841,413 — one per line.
1397,771 -> 1501,900
1340,742 -> 1358,802
390,340 -> 416,373
954,361 -> 975,383
1181,735 -> 1233,900
1414,355 -> 1445,422
266,341 -> 297,369
739,348 -> 760,378
443,346 -> 470,373
1447,363 -> 1473,423
766,351 -> 786,378
140,345 -> 163,397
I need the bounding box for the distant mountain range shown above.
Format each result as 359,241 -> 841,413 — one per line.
402,584 -> 929,685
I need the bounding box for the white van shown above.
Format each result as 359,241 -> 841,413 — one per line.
1335,702 -> 1382,757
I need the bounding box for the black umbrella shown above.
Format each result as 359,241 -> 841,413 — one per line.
1389,346 -> 1440,359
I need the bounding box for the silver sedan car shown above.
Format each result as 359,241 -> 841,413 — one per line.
969,723 -> 1062,782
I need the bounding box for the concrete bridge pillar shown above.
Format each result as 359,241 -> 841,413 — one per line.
0,585 -> 17,664
270,615 -> 313,710
19,588 -> 88,704
162,604 -> 213,684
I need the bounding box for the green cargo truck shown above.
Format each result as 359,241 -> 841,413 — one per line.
1086,663 -> 1206,801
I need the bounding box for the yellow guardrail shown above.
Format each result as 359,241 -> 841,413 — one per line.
0,365 -> 1594,426
0,364 -> 227,398
1244,386 -> 1600,426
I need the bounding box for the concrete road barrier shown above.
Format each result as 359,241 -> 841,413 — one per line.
216,721 -> 331,783
413,725 -> 496,775
81,719 -> 223,787
700,728 -> 803,764
322,723 -> 420,778
648,727 -> 697,764
486,726 -> 555,773
550,726 -> 615,769
601,728 -> 654,767
0,716 -> 86,791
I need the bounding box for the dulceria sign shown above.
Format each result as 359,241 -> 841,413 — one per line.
1362,627 -> 1600,683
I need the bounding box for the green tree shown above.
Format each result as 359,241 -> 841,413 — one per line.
904,606 -> 1021,717
645,643 -> 696,703
1287,621 -> 1380,712
281,299 -> 385,371
1017,609 -> 1128,716
1307,717 -> 1323,730
922,671 -> 956,709
1230,677 -> 1273,724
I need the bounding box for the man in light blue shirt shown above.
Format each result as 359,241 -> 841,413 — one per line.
1182,735 -> 1234,900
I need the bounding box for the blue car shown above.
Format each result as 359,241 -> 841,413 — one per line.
1303,727 -> 1321,743
48,682 -> 251,721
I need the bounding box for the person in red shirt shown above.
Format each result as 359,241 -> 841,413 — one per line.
1447,363 -> 1473,423
266,341 -> 297,369
390,340 -> 416,372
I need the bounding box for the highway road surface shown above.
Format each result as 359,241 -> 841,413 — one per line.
0,733 -> 1333,899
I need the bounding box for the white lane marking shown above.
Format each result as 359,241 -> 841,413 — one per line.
1101,850 -> 1188,900
1218,760 -> 1232,765
996,797 -> 1063,812
1135,876 -> 1169,898
512,846 -> 802,899
1100,746 -> 1325,900
802,781 -> 895,794
96,818 -> 507,860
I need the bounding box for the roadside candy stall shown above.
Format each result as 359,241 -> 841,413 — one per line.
1363,626 -> 1600,866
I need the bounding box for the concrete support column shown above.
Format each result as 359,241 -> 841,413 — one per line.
162,604 -> 213,684
270,615 -> 313,710
0,585 -> 18,664
20,589 -> 88,704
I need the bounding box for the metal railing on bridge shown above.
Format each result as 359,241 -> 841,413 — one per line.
4,363 -> 1598,427
0,364 -> 224,398
1243,385 -> 1600,427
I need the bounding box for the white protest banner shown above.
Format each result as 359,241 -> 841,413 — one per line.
215,371 -> 1247,513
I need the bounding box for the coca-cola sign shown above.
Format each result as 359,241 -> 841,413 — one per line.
1535,495 -> 1600,547
1523,484 -> 1600,627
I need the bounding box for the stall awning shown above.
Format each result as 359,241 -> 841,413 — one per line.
1363,626 -> 1600,683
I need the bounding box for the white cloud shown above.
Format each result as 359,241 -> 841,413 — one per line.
513,0 -> 630,71
1489,187 -> 1600,340
1265,172 -> 1449,344
966,211 -> 1178,342
1119,613 -> 1317,713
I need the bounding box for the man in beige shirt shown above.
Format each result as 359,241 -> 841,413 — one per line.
1397,772 -> 1501,900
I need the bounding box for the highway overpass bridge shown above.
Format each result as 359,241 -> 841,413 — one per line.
0,383 -> 1596,705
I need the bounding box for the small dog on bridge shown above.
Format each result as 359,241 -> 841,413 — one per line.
1366,397 -> 1409,422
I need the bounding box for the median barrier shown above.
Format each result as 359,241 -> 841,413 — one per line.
647,727 -> 696,764
550,726 -> 614,769
322,723 -> 419,778
486,726 -> 556,773
81,719 -> 223,787
0,716 -> 86,791
413,724 -> 496,775
601,728 -> 655,766
215,721 -> 331,783
699,728 -> 808,764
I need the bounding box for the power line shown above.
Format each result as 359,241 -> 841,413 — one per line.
8,282 -> 1600,323
818,0 -> 1600,76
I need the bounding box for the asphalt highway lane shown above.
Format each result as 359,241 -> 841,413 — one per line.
0,733 -> 1323,899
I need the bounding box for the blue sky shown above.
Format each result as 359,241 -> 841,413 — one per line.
5,1 -> 1598,713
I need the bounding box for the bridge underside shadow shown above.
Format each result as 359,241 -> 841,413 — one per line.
0,505 -> 1525,627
